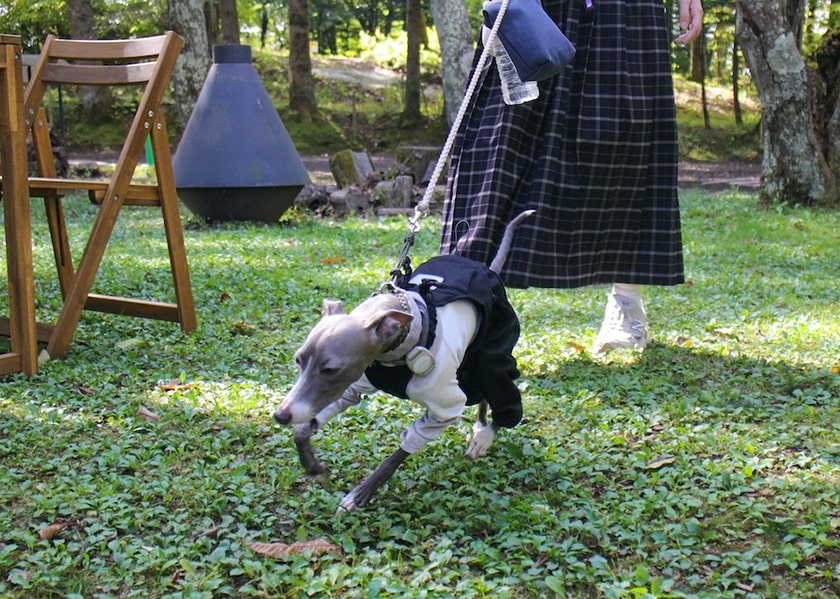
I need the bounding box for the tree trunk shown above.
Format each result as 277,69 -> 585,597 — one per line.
204,1 -> 218,48
220,0 -> 240,44
736,0 -> 838,206
65,0 -> 103,118
288,0 -> 318,117
404,0 -> 423,120
814,28 -> 840,184
429,0 -> 475,126
167,0 -> 211,132
732,36 -> 743,125
694,27 -> 710,129
65,0 -> 95,40
690,27 -> 704,83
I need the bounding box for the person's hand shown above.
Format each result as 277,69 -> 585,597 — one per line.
674,0 -> 703,45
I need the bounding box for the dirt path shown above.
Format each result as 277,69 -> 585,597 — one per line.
300,154 -> 761,191
678,159 -> 760,191
66,151 -> 760,191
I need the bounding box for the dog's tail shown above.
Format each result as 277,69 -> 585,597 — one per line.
489,210 -> 536,274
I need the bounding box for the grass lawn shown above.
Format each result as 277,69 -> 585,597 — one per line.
0,188 -> 838,598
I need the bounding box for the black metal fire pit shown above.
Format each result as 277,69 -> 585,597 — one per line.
173,44 -> 310,222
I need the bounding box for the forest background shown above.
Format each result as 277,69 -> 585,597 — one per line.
0,0 -> 839,206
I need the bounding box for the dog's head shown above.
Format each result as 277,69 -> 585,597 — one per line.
273,297 -> 412,425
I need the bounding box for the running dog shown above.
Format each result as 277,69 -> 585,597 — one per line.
273,211 -> 533,510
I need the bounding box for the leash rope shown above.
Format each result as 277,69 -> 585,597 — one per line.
390,0 -> 511,283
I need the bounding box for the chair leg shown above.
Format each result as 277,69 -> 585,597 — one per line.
0,38 -> 38,375
43,195 -> 75,297
45,193 -> 123,359
32,110 -> 76,297
151,116 -> 197,333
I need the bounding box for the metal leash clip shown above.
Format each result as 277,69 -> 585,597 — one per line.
388,231 -> 416,284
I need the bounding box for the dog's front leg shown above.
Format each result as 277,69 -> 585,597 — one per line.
292,380 -> 372,476
339,448 -> 410,511
294,419 -> 326,475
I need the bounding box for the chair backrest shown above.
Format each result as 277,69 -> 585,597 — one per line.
24,32 -> 183,193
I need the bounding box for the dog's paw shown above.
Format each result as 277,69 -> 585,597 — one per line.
465,424 -> 496,459
337,488 -> 362,513
303,460 -> 328,477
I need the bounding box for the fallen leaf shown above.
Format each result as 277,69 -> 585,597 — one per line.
137,405 -> 160,422
244,539 -> 342,558
220,292 -> 231,302
161,379 -> 195,392
735,582 -> 754,592
645,456 -> 677,470
76,385 -> 96,395
231,321 -> 257,335
567,341 -> 586,353
116,338 -> 143,350
38,521 -> 68,540
713,328 -> 738,339
190,525 -> 222,541
318,256 -> 346,265
7,569 -> 31,584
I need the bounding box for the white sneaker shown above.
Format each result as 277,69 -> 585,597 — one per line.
592,292 -> 649,353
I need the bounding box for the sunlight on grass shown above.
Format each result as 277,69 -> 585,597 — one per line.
0,189 -> 838,597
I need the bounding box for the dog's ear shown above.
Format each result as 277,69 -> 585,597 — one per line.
321,299 -> 345,316
365,310 -> 412,345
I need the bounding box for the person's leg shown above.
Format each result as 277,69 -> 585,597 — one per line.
592,283 -> 648,353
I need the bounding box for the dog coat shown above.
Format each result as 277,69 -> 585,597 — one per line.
365,255 -> 523,430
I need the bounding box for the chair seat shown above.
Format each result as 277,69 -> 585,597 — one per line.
27,177 -> 163,206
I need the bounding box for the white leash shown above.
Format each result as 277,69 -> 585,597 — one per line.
409,0 -> 510,231
390,0 -> 510,282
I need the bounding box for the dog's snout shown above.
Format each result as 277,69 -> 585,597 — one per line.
274,409 -> 293,425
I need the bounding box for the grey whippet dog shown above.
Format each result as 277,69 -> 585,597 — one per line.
273,210 -> 534,510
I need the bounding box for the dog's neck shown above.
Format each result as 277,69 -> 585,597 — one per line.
375,288 -> 427,364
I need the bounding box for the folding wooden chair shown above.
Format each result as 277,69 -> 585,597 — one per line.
8,32 -> 197,359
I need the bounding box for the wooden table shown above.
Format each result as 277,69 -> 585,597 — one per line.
0,34 -> 38,375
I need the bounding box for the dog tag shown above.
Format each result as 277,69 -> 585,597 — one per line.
406,347 -> 435,376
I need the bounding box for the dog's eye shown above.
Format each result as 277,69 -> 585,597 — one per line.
319,366 -> 338,376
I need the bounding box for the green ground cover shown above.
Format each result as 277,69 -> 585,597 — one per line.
0,188 -> 838,597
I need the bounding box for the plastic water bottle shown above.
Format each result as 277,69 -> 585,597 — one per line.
491,38 -> 539,105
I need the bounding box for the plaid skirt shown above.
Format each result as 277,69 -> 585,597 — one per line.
440,0 -> 685,289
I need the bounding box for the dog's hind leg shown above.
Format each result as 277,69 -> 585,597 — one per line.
465,400 -> 498,459
339,448 -> 410,511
